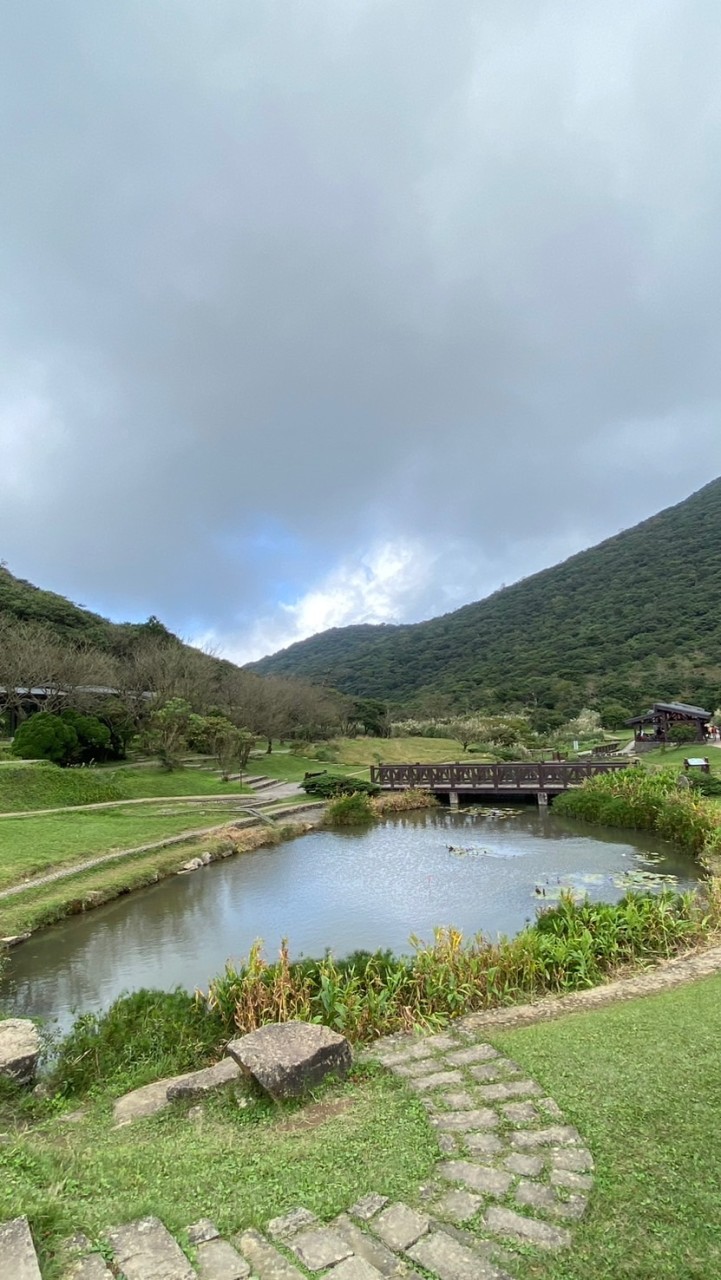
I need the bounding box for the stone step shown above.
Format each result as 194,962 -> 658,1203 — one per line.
66,1253 -> 115,1278
105,1216 -> 196,1279
0,1216 -> 42,1280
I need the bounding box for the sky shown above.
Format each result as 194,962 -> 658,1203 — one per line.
2,1 -> 721,665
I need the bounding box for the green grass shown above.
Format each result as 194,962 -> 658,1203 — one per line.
0,760 -> 251,814
0,1066 -> 436,1278
493,974 -> 721,1280
641,745 -> 721,771
0,802 -> 255,891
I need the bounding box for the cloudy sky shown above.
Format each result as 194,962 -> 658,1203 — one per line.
2,1 -> 721,664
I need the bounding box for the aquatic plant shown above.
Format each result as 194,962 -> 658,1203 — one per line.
205,886 -> 718,1043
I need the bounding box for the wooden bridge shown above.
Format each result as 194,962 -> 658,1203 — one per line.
369,760 -> 630,806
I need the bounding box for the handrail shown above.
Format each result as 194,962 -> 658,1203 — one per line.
369,760 -> 629,790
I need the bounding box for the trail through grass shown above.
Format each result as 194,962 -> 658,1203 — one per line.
0,1067 -> 436,1279
0,803 -> 254,890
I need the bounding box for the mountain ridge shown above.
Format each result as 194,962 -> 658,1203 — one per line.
248,477 -> 721,716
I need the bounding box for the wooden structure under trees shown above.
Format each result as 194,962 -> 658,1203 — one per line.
625,701 -> 711,745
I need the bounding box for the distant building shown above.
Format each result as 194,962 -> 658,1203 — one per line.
625,701 -> 711,744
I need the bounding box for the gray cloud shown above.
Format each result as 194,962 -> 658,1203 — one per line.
1,1 -> 721,656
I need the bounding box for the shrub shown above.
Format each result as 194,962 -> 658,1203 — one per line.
51,988 -> 225,1097
325,792 -> 375,825
555,766 -> 720,858
301,772 -> 380,799
668,723 -> 701,744
12,714 -> 79,766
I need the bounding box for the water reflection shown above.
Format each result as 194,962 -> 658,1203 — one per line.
2,806 -> 699,1027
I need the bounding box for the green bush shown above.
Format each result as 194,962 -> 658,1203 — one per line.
325,792 -> 374,825
301,772 -> 380,799
51,989 -> 225,1097
11,714 -> 79,766
555,766 -> 720,857
11,710 -> 116,766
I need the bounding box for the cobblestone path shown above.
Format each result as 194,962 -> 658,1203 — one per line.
0,1022 -> 593,1278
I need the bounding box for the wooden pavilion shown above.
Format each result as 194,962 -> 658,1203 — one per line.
625,701 -> 711,744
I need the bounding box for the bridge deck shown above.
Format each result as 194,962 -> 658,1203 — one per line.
369,760 -> 628,798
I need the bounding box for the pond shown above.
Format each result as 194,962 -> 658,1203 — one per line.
2,806 -> 700,1027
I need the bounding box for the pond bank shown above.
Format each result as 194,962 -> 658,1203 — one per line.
2,806 -> 702,1027
0,802 -> 326,945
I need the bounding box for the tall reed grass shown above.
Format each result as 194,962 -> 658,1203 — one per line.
205,888 -> 717,1043
555,767 -> 721,861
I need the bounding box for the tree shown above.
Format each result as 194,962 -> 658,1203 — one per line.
598,701 -> 633,731
668,722 -> 700,745
138,698 -> 194,770
352,698 -> 391,737
11,713 -> 79,765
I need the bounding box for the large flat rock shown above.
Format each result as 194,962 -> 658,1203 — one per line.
227,1022 -> 352,1101
0,1018 -> 41,1084
0,1216 -> 42,1280
105,1216 -> 195,1279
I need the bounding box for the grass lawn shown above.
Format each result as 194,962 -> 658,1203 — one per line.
112,767 -> 251,800
641,744 -> 721,771
493,973 -> 721,1280
0,1066 -> 437,1279
0,802 -> 256,891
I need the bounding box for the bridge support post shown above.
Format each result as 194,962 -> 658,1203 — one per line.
449,790 -> 459,810
537,791 -> 549,807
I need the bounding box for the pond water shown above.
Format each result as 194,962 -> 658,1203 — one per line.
2,806 -> 700,1027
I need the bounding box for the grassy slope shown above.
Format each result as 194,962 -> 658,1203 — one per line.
495,974 -> 721,1280
251,476 -> 721,712
0,761 -> 251,814
0,1068 -> 436,1279
0,802 -> 255,890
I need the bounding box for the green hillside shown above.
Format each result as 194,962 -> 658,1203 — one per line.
0,564 -> 176,654
250,477 -> 721,716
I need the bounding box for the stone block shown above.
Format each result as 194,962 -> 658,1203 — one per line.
0,1019 -> 40,1084
372,1203 -> 429,1251
332,1214 -> 398,1275
476,1080 -> 543,1102
348,1194 -> 388,1221
500,1101 -> 539,1125
438,1161 -> 512,1198
445,1044 -> 499,1066
187,1219 -> 221,1245
408,1070 -> 463,1092
67,1255 -> 114,1279
105,1216 -> 195,1279
468,1061 -> 520,1083
326,1258 -> 386,1280
236,1229 -> 306,1280
434,1108 -> 499,1131
549,1147 -> 594,1172
0,1216 -> 42,1280
439,1092 -> 476,1110
409,1228 -> 511,1280
267,1208 -> 317,1241
290,1227 -> 353,1271
227,1022 -> 351,1101
166,1058 -> 242,1101
197,1237 -> 251,1279
550,1168 -> 593,1192
432,1189 -> 482,1223
503,1153 -> 544,1177
463,1132 -> 504,1157
484,1206 -> 571,1250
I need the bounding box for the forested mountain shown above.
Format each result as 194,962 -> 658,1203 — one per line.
249,477 -> 721,718
0,564 -> 175,655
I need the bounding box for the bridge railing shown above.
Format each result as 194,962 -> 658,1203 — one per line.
369,760 -> 629,791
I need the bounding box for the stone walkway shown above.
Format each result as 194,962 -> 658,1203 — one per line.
0,1021 -> 594,1279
